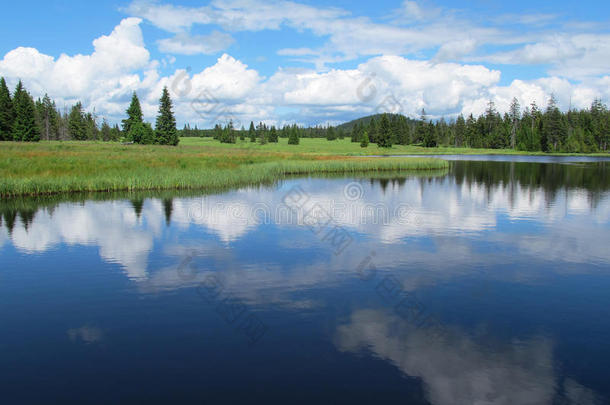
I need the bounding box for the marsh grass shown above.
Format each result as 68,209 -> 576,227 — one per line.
0,141 -> 448,196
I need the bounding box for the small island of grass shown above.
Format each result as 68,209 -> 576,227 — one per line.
0,140 -> 449,197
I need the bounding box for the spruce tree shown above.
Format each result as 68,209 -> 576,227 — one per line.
85,112 -> 99,140
12,81 -> 39,142
130,122 -> 155,144
544,95 -> 566,152
249,121 -> 256,142
422,121 -> 438,147
269,126 -> 278,143
220,121 -> 236,144
258,122 -> 267,144
110,124 -> 121,141
35,98 -> 45,139
127,121 -> 144,143
213,124 -> 222,140
377,113 -> 393,148
155,87 -> 179,146
100,119 -> 112,141
0,77 -> 15,141
396,115 -> 409,145
368,117 -> 378,143
415,111 -> 427,144
122,92 -> 143,135
509,97 -> 521,149
68,102 -> 87,140
326,126 -> 337,141
288,126 -> 299,145
590,99 -> 608,151
351,122 -> 362,143
36,94 -> 59,140
360,131 -> 369,148
455,115 -> 466,147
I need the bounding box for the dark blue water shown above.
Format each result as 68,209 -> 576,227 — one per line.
1,160 -> 609,404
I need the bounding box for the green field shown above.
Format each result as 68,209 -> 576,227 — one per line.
180,137 -> 610,156
0,139 -> 449,197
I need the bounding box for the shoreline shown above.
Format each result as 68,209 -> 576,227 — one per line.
4,137 -> 609,197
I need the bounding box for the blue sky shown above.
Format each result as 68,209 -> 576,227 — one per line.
0,0 -> 608,127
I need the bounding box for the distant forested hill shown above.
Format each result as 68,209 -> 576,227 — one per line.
336,113 -> 418,131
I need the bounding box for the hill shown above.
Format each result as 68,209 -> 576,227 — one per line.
336,113 -> 418,131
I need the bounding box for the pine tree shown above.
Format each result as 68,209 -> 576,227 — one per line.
326,125 -> 337,141
360,131 -> 369,148
68,102 -> 87,140
396,115 -> 409,145
100,119 -> 112,141
257,122 -> 267,144
249,121 -> 256,142
85,112 -> 99,140
12,81 -> 39,142
377,113 -> 393,148
0,77 -> 15,141
269,126 -> 278,143
122,92 -> 143,135
415,109 -> 428,144
455,115 -> 466,147
423,121 -> 438,147
530,102 -> 545,151
544,95 -> 566,152
484,100 -> 502,148
368,117 -> 378,143
220,120 -> 236,144
591,98 -> 608,151
288,126 -> 299,145
351,122 -> 362,143
128,121 -> 150,144
155,87 -> 179,146
110,124 -> 121,141
213,124 -> 222,140
35,94 -> 59,140
509,97 -> 520,149
142,122 -> 155,144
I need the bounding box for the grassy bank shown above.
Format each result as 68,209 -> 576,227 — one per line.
0,141 -> 448,197
180,137 -> 610,156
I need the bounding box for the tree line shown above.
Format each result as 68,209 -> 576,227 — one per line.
181,120 -> 350,146
203,121 -> 305,145
0,77 -> 178,145
338,96 -> 609,152
182,96 -> 609,153
2,75 -> 608,153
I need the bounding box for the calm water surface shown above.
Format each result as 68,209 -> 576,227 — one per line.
1,159 -> 609,404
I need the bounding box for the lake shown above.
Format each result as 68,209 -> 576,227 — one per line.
1,158 -> 609,404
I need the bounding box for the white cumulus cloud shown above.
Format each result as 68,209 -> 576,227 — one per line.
158,31 -> 235,55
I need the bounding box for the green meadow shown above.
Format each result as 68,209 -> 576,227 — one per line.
0,139 -> 449,197
179,137 -> 610,156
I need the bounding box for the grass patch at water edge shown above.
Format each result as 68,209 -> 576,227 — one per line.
0,141 -> 448,196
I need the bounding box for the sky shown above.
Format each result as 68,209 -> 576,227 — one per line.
0,0 -> 608,128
